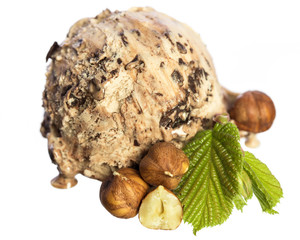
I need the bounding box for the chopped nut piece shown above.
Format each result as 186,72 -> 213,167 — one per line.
139,185 -> 183,230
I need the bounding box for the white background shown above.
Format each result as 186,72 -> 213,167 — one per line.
1,0 -> 299,239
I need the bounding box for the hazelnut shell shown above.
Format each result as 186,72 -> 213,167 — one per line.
139,142 -> 189,190
229,91 -> 276,133
100,168 -> 149,218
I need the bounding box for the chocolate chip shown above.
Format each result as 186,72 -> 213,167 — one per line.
159,99 -> 191,129
205,58 -> 211,67
95,133 -> 101,138
194,68 -> 203,83
117,58 -> 122,64
188,75 -> 197,93
160,116 -> 172,128
200,68 -> 209,78
176,42 -> 187,54
178,58 -> 186,65
171,70 -> 184,86
134,140 -> 140,146
110,69 -> 118,76
125,55 -> 139,70
99,57 -> 108,72
164,31 -> 174,45
46,41 -> 60,62
195,67 -> 209,81
61,85 -> 72,97
101,76 -> 107,83
188,67 -> 208,93
172,113 -> 190,128
119,32 -> 129,46
160,62 -> 165,68
137,61 -> 145,73
131,29 -> 141,36
125,55 -> 144,73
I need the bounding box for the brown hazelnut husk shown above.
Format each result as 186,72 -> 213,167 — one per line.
229,90 -> 276,133
139,142 -> 189,190
100,168 -> 149,219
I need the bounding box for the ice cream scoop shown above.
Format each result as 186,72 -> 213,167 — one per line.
41,7 -> 226,188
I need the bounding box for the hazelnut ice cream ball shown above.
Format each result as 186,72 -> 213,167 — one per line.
41,7 -> 226,187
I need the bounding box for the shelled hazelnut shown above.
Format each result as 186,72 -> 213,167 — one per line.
100,168 -> 149,219
229,91 -> 276,133
139,142 -> 189,190
139,185 -> 183,230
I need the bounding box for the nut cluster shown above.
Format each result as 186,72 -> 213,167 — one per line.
100,142 -> 189,230
99,90 -> 276,230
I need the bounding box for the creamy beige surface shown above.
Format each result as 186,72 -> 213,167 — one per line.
41,7 -> 226,182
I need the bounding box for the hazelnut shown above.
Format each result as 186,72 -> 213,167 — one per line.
100,168 -> 149,219
139,142 -> 189,190
229,90 -> 276,133
139,185 -> 183,230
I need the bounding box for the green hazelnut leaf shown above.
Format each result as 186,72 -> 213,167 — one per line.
243,151 -> 283,214
233,169 -> 254,212
174,122 -> 243,235
233,193 -> 247,211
